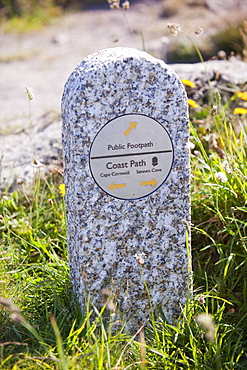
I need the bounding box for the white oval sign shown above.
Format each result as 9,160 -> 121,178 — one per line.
89,114 -> 174,200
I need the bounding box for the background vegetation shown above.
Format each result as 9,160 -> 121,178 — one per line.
0,0 -> 99,18
0,0 -> 100,31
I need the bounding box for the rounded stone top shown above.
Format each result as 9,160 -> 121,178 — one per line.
83,47 -> 166,64
71,47 -> 179,81
62,47 -> 187,127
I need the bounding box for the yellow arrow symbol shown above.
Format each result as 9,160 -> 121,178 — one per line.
108,182 -> 126,191
140,178 -> 158,187
123,121 -> 137,136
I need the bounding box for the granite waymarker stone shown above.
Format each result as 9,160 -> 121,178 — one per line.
61,47 -> 190,328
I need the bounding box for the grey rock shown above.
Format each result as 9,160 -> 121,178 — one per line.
171,59 -> 247,86
205,0 -> 247,12
61,47 -> 190,329
0,118 -> 62,191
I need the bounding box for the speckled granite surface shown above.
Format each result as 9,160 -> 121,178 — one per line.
61,47 -> 190,330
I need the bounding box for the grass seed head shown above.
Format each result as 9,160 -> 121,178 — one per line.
10,312 -> 26,324
195,313 -> 215,342
194,27 -> 204,36
107,0 -> 120,9
17,178 -> 25,185
167,23 -> 181,36
222,160 -> 232,174
211,105 -> 218,115
134,252 -> 146,265
33,159 -> 43,169
0,297 -> 21,313
101,288 -> 116,313
215,171 -> 228,183
196,295 -> 206,305
122,1 -> 130,10
26,86 -> 35,100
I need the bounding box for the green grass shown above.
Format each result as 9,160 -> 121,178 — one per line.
1,79 -> 247,369
0,2 -> 63,32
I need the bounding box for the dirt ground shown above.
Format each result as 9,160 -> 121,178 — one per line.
1,0 -> 246,131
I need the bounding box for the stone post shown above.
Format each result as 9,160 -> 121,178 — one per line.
61,47 -> 190,329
